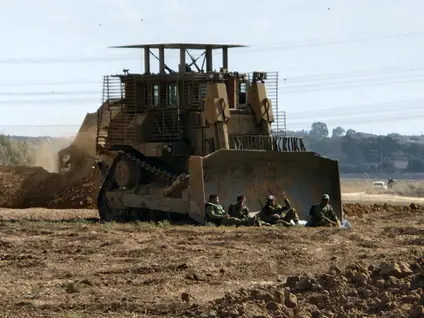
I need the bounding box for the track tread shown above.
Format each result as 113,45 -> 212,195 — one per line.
97,150 -> 188,221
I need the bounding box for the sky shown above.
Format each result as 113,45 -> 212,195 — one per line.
1,0 -> 424,137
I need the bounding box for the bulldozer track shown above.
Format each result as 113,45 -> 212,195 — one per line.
120,151 -> 180,182
97,150 -> 186,221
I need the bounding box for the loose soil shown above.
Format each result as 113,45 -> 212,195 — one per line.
0,166 -> 423,317
0,207 -> 422,317
0,166 -> 97,209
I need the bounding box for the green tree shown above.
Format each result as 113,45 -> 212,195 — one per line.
345,129 -> 357,137
331,126 -> 345,138
341,135 -> 364,165
310,122 -> 329,138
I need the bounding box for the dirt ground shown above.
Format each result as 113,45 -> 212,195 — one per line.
0,206 -> 422,318
0,166 -> 423,317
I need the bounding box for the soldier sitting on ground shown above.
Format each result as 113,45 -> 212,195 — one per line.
308,194 -> 341,227
228,195 -> 250,219
259,194 -> 300,226
205,194 -> 260,227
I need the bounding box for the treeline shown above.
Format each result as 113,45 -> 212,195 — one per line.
2,127 -> 424,174
276,122 -> 424,173
0,135 -> 33,165
0,135 -> 70,166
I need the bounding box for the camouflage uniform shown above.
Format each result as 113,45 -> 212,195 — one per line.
259,198 -> 300,226
205,202 -> 257,226
309,203 -> 339,227
228,202 -> 250,219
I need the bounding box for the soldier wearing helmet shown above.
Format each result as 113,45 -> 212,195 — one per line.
258,194 -> 300,226
308,194 -> 340,227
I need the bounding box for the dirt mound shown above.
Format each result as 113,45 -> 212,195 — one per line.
344,203 -> 424,217
185,258 -> 424,318
0,165 -> 97,209
0,165 -> 66,208
45,176 -> 97,209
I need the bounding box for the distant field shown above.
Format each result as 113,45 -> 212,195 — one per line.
340,173 -> 424,180
341,177 -> 424,198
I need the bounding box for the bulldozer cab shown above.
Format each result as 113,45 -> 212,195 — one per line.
79,42 -> 342,224
96,43 -> 281,156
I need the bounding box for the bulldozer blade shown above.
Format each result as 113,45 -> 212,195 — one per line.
188,149 -> 342,224
71,112 -> 98,157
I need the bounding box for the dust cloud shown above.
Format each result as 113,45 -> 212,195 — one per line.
32,137 -> 73,173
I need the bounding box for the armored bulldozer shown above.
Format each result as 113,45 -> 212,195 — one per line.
86,43 -> 342,224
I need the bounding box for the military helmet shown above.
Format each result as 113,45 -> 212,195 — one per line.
322,194 -> 330,200
267,195 -> 275,201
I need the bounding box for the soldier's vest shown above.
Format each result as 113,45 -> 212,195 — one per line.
204,202 -> 225,223
264,204 -> 282,215
310,203 -> 333,224
227,203 -> 238,217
